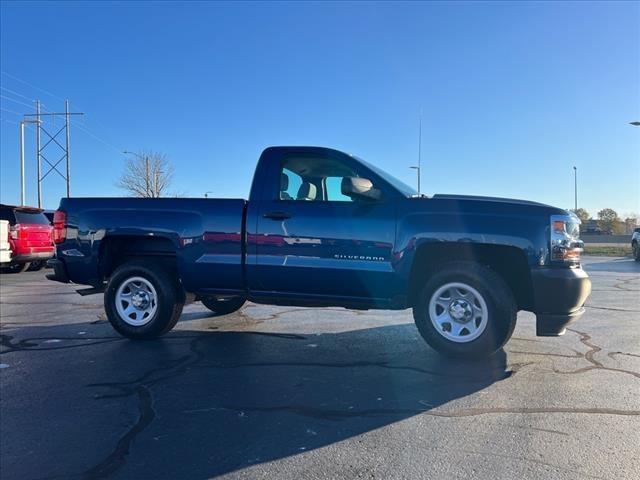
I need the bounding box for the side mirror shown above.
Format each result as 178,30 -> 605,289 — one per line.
341,177 -> 381,201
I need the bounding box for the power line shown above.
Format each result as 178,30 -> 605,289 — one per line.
1,72 -> 123,156
0,94 -> 35,110
0,86 -> 34,103
0,106 -> 25,116
73,121 -> 122,154
1,71 -> 66,102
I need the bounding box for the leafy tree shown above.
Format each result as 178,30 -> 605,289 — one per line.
118,151 -> 174,198
624,215 -> 639,234
570,208 -> 590,227
597,208 -> 623,234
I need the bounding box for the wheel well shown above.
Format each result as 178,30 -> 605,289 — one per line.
408,243 -> 534,310
99,235 -> 178,280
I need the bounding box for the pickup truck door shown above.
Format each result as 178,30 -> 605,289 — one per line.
251,153 -> 399,302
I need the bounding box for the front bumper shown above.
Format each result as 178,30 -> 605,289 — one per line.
531,266 -> 591,336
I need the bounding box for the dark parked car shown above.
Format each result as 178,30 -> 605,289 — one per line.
48,147 -> 591,358
0,204 -> 55,273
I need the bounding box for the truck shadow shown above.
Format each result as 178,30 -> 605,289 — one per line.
0,322 -> 512,479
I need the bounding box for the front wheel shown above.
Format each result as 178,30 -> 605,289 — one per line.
104,261 -> 184,339
201,296 -> 246,316
633,242 -> 640,262
413,262 -> 517,358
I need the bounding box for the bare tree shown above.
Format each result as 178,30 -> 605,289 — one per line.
117,151 -> 174,198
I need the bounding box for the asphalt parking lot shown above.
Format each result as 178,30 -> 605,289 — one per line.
1,257 -> 638,480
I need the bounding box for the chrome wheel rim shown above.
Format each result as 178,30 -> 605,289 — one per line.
428,282 -> 488,343
115,276 -> 158,326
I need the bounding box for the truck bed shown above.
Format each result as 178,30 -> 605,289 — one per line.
58,197 -> 247,294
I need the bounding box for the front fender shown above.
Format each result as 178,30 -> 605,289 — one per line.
394,210 -> 548,289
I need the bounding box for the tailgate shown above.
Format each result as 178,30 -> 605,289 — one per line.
19,224 -> 54,246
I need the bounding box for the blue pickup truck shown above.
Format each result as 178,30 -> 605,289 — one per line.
48,146 -> 591,357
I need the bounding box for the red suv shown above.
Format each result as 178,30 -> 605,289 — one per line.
0,204 -> 55,273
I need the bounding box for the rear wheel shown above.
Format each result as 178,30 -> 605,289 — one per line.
413,261 -> 517,358
201,296 -> 246,316
104,261 -> 184,339
633,242 -> 639,262
1,262 -> 30,274
27,261 -> 44,272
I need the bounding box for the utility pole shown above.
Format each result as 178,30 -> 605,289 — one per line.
146,155 -> 150,197
19,118 -> 41,206
65,100 -> 71,197
410,109 -> 422,195
418,109 -> 422,195
19,121 -> 25,206
24,100 -> 83,207
573,166 -> 577,211
36,100 -> 41,207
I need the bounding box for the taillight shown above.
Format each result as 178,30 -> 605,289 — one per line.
53,210 -> 67,244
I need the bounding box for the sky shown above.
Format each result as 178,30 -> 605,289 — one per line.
1,1 -> 639,218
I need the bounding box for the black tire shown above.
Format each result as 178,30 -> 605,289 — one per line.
413,261 -> 517,358
27,261 -> 44,272
104,260 -> 184,340
2,262 -> 30,274
633,242 -> 640,262
201,296 -> 246,316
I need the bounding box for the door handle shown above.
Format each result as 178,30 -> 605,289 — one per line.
263,211 -> 291,220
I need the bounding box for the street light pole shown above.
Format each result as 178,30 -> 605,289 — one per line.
573,166 -> 577,211
123,150 -> 151,197
410,109 -> 423,195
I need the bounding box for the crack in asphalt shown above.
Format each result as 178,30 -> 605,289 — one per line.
585,305 -> 640,313
552,329 -> 640,379
0,301 -> 102,307
506,349 -> 583,358
613,277 -> 640,292
75,335 -> 207,477
192,359 -> 529,383
187,404 -> 639,420
0,334 -> 124,354
80,385 -> 155,479
608,351 -> 640,359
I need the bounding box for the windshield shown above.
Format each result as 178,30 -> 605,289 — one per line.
354,156 -> 418,197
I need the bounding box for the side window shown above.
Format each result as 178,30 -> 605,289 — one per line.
280,168 -> 302,201
279,155 -> 377,202
325,177 -> 354,202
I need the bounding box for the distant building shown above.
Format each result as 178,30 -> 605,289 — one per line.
583,218 -> 637,235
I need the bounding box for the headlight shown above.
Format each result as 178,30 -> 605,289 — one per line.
550,214 -> 583,264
